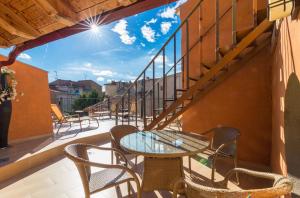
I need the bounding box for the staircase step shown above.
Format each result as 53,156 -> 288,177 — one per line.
165,99 -> 175,102
238,46 -> 256,58
219,45 -> 232,57
189,77 -> 199,81
176,89 -> 187,92
255,31 -> 272,45
237,28 -> 253,42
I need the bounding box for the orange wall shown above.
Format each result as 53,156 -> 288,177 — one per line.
271,15 -> 300,175
180,0 -> 273,165
0,55 -> 53,142
182,47 -> 272,165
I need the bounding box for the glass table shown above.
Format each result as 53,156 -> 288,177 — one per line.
120,130 -> 209,192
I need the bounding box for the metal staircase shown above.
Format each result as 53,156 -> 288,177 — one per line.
110,0 -> 276,130
84,0 -> 294,130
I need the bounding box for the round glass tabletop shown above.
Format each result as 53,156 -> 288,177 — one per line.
120,130 -> 209,158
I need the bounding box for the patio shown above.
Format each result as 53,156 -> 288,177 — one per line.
0,0 -> 299,197
0,120 -> 272,198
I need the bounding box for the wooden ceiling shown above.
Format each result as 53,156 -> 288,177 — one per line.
0,0 -> 141,48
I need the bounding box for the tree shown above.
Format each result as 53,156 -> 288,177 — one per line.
72,90 -> 104,111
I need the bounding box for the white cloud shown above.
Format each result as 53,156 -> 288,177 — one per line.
97,77 -> 105,82
161,22 -> 172,34
141,25 -> 156,42
159,0 -> 187,19
18,53 -> 31,60
94,70 -> 115,77
147,48 -> 156,55
112,19 -> 136,45
140,43 -> 146,47
160,7 -> 177,19
145,18 -> 157,25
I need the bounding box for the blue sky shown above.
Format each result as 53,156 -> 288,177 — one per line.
0,0 -> 185,85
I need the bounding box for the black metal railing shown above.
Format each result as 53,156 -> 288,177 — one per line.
112,0 -> 240,129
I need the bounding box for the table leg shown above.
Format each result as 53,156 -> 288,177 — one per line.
142,157 -> 184,192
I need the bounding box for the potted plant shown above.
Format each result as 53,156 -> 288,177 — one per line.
0,66 -> 18,149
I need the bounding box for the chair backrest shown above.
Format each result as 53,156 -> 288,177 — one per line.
184,170 -> 293,198
64,144 -> 91,196
210,127 -> 240,156
51,104 -> 65,122
110,125 -> 139,147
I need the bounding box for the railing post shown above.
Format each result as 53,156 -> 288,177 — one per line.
157,82 -> 160,113
216,0 -> 220,62
115,103 -> 118,125
121,96 -> 124,125
108,97 -> 111,119
163,49 -> 166,111
127,89 -> 130,125
152,61 -> 155,119
174,35 -> 177,100
185,21 -> 190,89
232,0 -> 237,45
143,72 -> 146,127
135,81 -> 138,127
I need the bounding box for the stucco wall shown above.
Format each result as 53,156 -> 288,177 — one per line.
271,15 -> 300,195
0,55 -> 53,142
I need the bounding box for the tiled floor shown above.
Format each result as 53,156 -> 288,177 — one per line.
0,118 -> 271,198
0,140 -> 223,198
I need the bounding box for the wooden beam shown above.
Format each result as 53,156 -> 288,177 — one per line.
118,0 -> 138,6
0,2 -> 40,39
33,0 -> 79,26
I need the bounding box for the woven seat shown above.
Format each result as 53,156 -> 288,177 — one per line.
64,143 -> 141,198
89,168 -> 131,193
173,168 -> 293,198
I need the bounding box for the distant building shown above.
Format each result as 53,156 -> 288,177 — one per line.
49,79 -> 102,96
104,81 -> 131,97
49,79 -> 103,112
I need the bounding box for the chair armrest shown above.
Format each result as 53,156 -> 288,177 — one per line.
214,140 -> 237,156
86,144 -> 128,166
224,168 -> 284,186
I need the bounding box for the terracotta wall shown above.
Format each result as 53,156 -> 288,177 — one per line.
0,55 -> 53,142
271,14 -> 300,179
180,0 -> 273,165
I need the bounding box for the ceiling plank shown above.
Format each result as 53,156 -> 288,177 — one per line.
0,35 -> 11,48
0,2 -> 40,39
33,0 -> 79,26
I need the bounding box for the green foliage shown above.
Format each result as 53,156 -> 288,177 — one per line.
72,90 -> 104,111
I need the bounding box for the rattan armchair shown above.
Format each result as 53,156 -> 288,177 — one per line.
64,143 -> 141,198
173,168 -> 293,198
110,125 -> 139,165
188,127 -> 240,181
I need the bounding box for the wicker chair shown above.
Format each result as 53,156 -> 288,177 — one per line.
64,144 -> 141,198
173,168 -> 293,198
188,127 -> 240,182
110,125 -> 139,165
